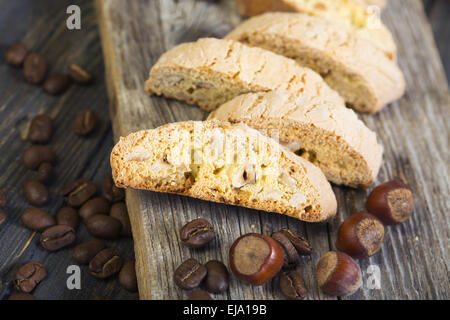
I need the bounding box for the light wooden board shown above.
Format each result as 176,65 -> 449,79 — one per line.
95,0 -> 450,299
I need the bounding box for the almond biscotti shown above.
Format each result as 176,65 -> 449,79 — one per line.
233,0 -> 396,59
208,92 -> 383,188
111,120 -> 337,222
208,91 -> 383,188
145,38 -> 344,112
226,13 -> 405,113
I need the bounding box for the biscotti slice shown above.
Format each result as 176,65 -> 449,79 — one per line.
226,13 -> 405,113
145,38 -> 344,112
208,91 -> 383,188
111,120 -> 337,222
233,0 -> 396,59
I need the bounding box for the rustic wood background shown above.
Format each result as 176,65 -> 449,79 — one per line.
0,0 -> 448,300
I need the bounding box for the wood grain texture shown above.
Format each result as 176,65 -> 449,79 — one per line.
97,0 -> 450,300
0,0 -> 137,300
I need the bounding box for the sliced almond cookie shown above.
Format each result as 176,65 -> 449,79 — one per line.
208,91 -> 383,188
110,120 -> 337,222
233,0 -> 396,60
145,37 -> 344,112
226,12 -> 405,113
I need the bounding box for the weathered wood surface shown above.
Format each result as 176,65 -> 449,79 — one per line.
0,0 -> 137,300
96,0 -> 449,300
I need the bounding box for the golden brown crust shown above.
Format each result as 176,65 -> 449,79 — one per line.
111,120 -> 337,222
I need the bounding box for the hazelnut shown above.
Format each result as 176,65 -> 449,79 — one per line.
316,251 -> 362,297
336,213 -> 385,259
229,233 -> 283,286
366,180 -> 414,225
232,164 -> 256,188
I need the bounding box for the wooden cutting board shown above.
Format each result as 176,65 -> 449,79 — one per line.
95,0 -> 449,299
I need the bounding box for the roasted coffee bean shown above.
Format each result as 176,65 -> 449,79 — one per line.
21,208 -> 55,231
0,189 -> 6,207
174,258 -> 207,290
56,206 -> 79,229
101,176 -> 125,203
23,179 -> 49,206
8,292 -> 36,300
72,238 -> 105,264
63,178 -> 97,207
23,53 -> 47,84
279,270 -> 308,300
109,202 -> 131,237
27,114 -> 53,144
279,229 -> 313,255
14,262 -> 46,293
38,162 -> 54,184
204,260 -> 229,293
23,145 -> 56,170
119,261 -> 138,292
68,64 -> 93,84
89,248 -> 123,279
79,197 -> 110,221
188,290 -> 213,300
40,225 -> 76,251
5,42 -> 27,67
43,73 -> 72,95
73,110 -> 97,136
180,218 -> 215,248
0,209 -> 6,225
272,231 -> 299,268
85,214 -> 122,239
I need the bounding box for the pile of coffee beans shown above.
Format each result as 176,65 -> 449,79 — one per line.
3,41 -> 134,300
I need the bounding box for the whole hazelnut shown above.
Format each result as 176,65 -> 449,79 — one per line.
336,213 -> 385,259
366,180 -> 414,225
316,251 -> 362,297
229,233 -> 284,286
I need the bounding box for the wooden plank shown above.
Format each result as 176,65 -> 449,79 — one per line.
96,0 -> 449,300
0,0 -> 137,300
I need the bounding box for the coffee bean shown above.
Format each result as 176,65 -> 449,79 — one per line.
38,162 -> 54,184
271,231 -> 299,268
85,214 -> 122,239
101,176 -> 125,203
63,178 -> 97,207
188,290 -> 213,300
0,209 -> 6,226
0,189 -> 6,207
278,229 -> 313,255
109,202 -> 131,237
79,197 -> 110,221
73,110 -> 97,136
5,42 -> 27,67
68,64 -> 93,84
43,73 -> 72,95
174,258 -> 207,290
180,218 -> 215,248
40,225 -> 76,251
204,260 -> 229,293
23,53 -> 47,84
23,145 -> 56,170
279,270 -> 308,300
72,239 -> 105,264
119,260 -> 138,292
27,114 -> 53,144
8,292 -> 36,300
21,208 -> 55,231
23,179 -> 49,206
14,262 -> 46,293
56,207 -> 79,229
89,248 -> 123,279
